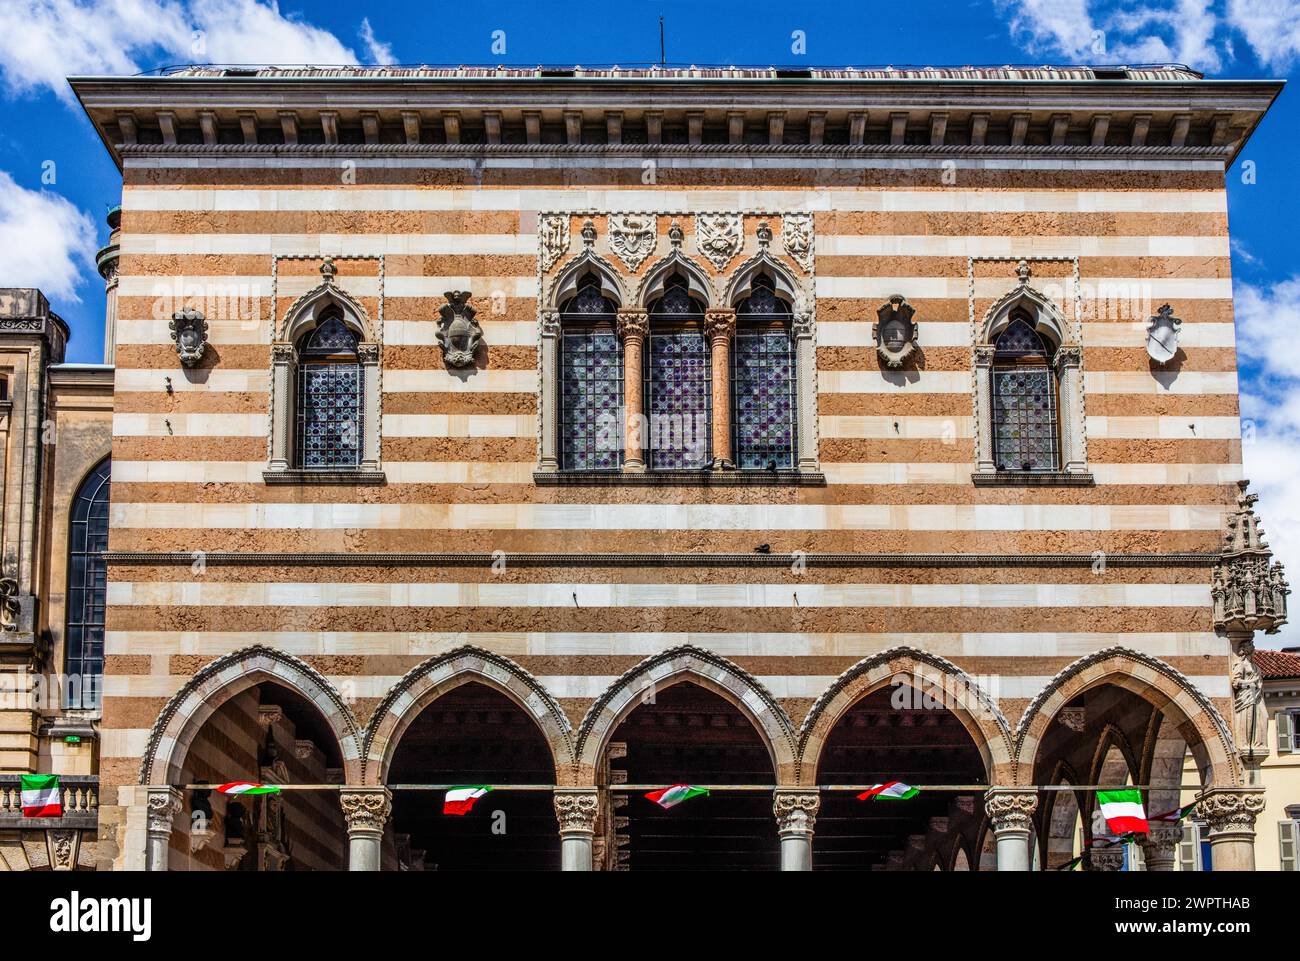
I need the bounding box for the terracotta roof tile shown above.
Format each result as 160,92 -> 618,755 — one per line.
1254,648 -> 1300,680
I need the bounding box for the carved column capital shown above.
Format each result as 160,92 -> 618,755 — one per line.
1139,821 -> 1184,870
1088,843 -> 1126,871
356,342 -> 380,364
540,309 -> 562,339
145,787 -> 183,836
340,788 -> 392,835
974,344 -> 997,366
616,309 -> 649,343
553,788 -> 599,835
983,787 -> 1039,831
271,342 -> 298,364
705,308 -> 737,343
1196,787 -> 1265,837
1053,344 -> 1083,372
773,789 -> 820,835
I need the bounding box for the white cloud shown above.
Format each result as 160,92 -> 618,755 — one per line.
0,0 -> 395,100
996,0 -> 1300,73
359,17 -> 395,66
1234,277 -> 1300,648
0,171 -> 97,301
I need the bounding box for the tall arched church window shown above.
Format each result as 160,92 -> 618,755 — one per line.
296,310 -> 362,469
66,458 -> 110,708
991,312 -> 1059,472
559,277 -> 623,470
733,274 -> 796,470
646,275 -> 710,470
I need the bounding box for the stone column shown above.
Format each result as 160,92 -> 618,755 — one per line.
973,344 -> 997,473
341,787 -> 391,871
617,309 -> 648,472
358,342 -> 381,471
705,308 -> 736,469
553,788 -> 599,871
773,788 -> 820,871
538,310 -> 561,472
984,787 -> 1038,871
1053,345 -> 1086,473
1140,822 -> 1183,872
794,310 -> 818,471
1197,787 -> 1265,871
268,343 -> 297,471
145,786 -> 183,872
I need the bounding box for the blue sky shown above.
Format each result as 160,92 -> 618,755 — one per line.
0,0 -> 1297,642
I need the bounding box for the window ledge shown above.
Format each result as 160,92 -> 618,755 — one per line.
971,470 -> 1095,487
534,469 -> 826,487
263,469 -> 387,485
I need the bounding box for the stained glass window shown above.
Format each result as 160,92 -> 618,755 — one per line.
991,315 -> 1059,471
560,280 -> 623,470
734,276 -> 796,469
647,276 -> 710,470
296,312 -> 362,469
66,457 -> 110,708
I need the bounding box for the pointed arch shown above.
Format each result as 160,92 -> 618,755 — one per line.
1013,646 -> 1242,788
637,249 -> 713,308
574,646 -> 797,783
138,645 -> 363,785
1089,723 -> 1141,788
797,646 -> 1014,785
725,249 -> 804,312
549,248 -> 627,310
279,279 -> 376,344
362,646 -> 574,784
979,281 -> 1071,349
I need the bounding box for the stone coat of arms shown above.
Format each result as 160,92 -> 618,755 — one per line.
538,214 -> 569,272
781,213 -> 814,271
1145,303 -> 1182,365
608,214 -> 657,271
695,213 -> 743,270
436,291 -> 483,368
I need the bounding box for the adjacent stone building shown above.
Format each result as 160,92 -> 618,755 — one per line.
1,62 -> 1290,871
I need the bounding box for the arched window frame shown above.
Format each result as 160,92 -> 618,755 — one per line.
644,272 -> 711,471
65,457 -> 110,708
990,311 -> 1060,472
556,274 -> 624,471
974,277 -> 1088,483
732,272 -> 797,470
266,273 -> 382,482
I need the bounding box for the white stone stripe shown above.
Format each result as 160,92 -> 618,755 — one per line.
121,187 -> 1230,213
822,415 -> 1240,440
95,672 -> 1230,702
114,318 -> 540,347
112,368 -> 537,393
819,276 -> 1233,299
119,232 -> 1232,258
107,502 -> 1227,530
818,370 -> 1238,394
104,629 -> 1227,659
117,275 -> 537,298
817,322 -> 1237,348
106,459 -> 1243,486
106,580 -> 1212,608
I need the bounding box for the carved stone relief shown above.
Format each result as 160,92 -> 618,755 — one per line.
608,214 -> 658,271
695,213 -> 743,270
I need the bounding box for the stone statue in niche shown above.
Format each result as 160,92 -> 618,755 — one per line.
1146,303 -> 1182,365
169,306 -> 208,367
873,295 -> 919,368
436,291 -> 483,368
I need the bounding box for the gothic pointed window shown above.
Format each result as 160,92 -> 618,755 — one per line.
734,274 -> 795,470
296,311 -> 362,469
559,277 -> 623,470
991,312 -> 1060,471
647,275 -> 710,470
66,457 -> 110,708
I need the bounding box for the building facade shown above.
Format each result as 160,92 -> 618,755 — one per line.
1,63 -> 1290,871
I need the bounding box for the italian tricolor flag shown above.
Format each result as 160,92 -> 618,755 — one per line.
1097,789 -> 1148,834
215,782 -> 281,796
20,774 -> 62,817
444,786 -> 491,815
856,781 -> 919,801
645,784 -> 709,809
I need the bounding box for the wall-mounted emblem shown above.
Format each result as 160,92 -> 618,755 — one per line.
781,213 -> 813,271
437,291 -> 483,368
608,214 -> 657,271
169,307 -> 209,367
695,213 -> 743,270
873,295 -> 918,368
538,214 -> 569,272
1146,303 -> 1182,365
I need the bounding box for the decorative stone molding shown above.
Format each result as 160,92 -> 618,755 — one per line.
47,829 -> 79,871
340,788 -> 391,833
168,306 -> 209,367
695,212 -> 743,270
780,213 -> 813,271
537,214 -> 569,272
436,290 -> 483,368
608,214 -> 657,271
1088,843 -> 1126,871
1145,303 -> 1182,365
873,295 -> 918,368
773,789 -> 820,833
1057,707 -> 1086,732
553,788 -> 599,833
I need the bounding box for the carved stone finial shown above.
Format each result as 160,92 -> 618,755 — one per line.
320,257 -> 337,284
581,218 -> 597,247
756,220 -> 773,248
1016,259 -> 1032,285
168,307 -> 209,368
436,291 -> 483,368
1212,480 -> 1288,638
